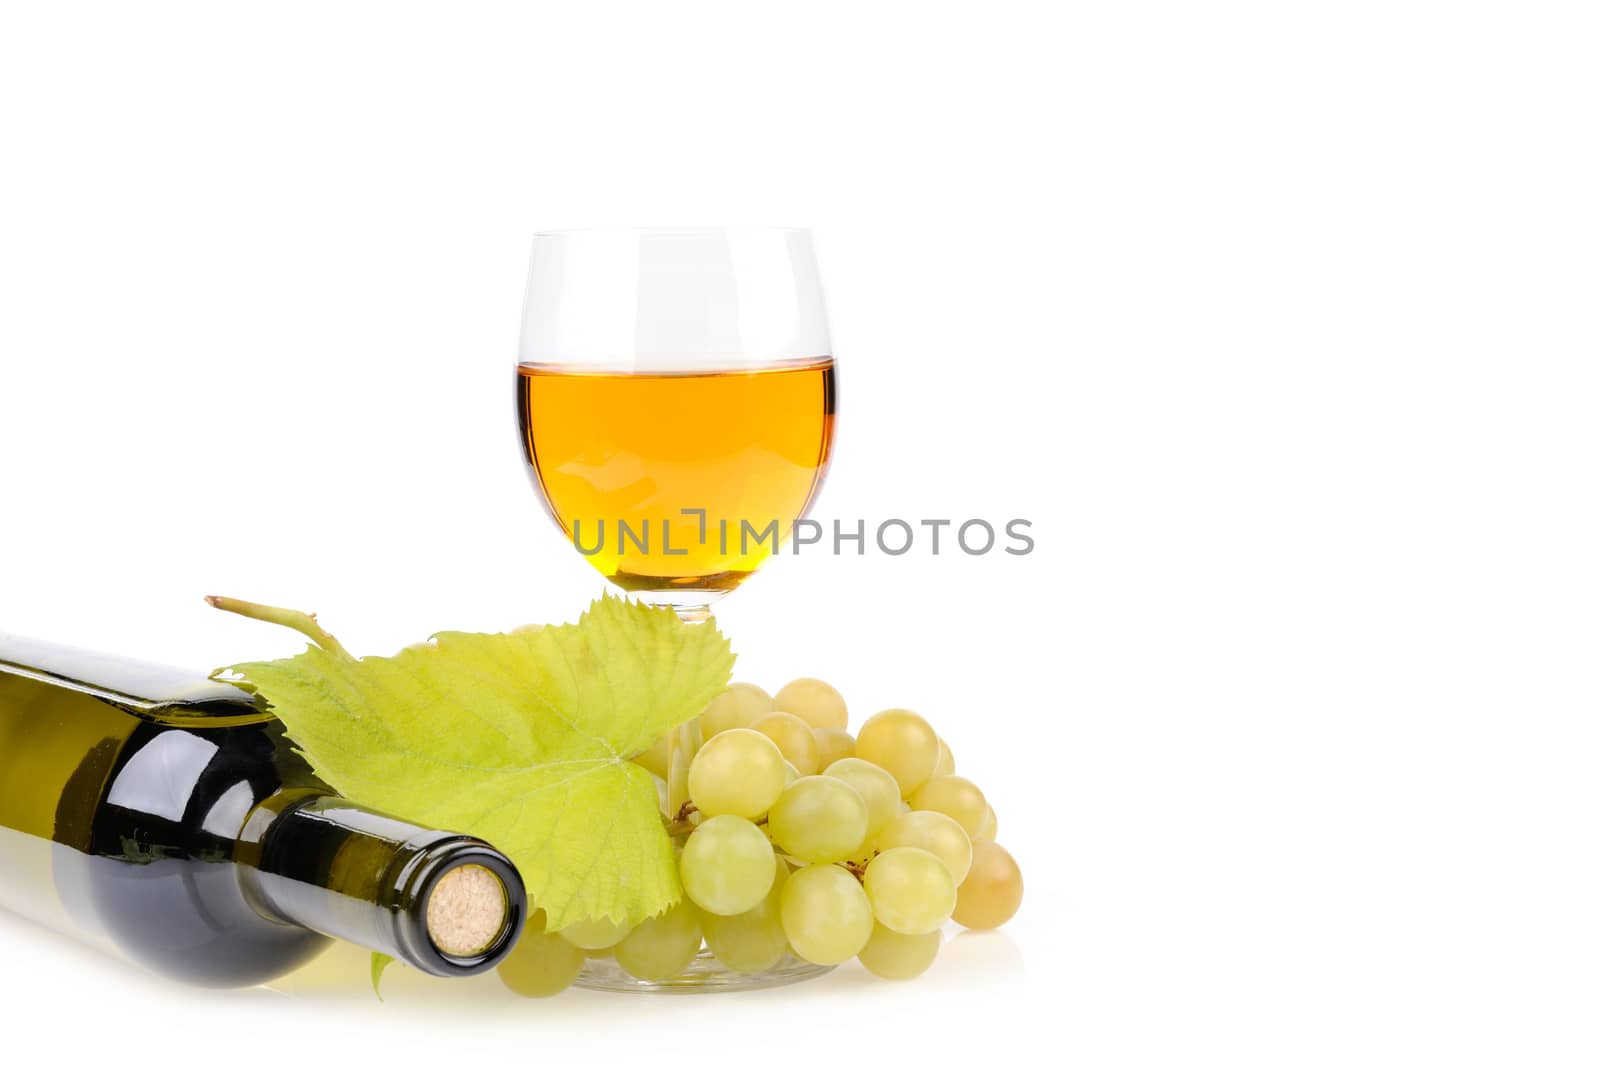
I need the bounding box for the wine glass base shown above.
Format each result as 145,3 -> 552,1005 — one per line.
624,588 -> 724,625
574,950 -> 833,994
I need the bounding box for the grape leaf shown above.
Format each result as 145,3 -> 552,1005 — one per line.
217,595 -> 732,929
370,953 -> 394,999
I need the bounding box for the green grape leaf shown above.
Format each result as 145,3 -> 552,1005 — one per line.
217,595 -> 733,929
370,953 -> 394,999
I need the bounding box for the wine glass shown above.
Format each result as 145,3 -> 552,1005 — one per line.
515,227 -> 836,623
513,228 -> 837,991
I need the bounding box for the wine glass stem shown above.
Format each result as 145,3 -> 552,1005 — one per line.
673,604 -> 713,625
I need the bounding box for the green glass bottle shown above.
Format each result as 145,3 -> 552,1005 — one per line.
0,633 -> 525,988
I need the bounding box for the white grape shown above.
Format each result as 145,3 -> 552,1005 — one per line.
972,803 -> 998,842
631,731 -> 672,779
767,776 -> 869,863
774,677 -> 849,730
932,737 -> 956,777
701,683 -> 775,737
952,840 -> 1024,930
497,922 -> 586,997
687,727 -> 787,819
555,915 -> 629,950
701,855 -> 790,973
909,774 -> 988,836
876,809 -> 973,885
863,846 -> 956,935
857,921 -> 941,980
780,863 -> 873,965
680,815 -> 777,915
823,757 -> 902,838
855,709 -> 940,794
613,902 -> 703,981
813,727 -> 856,770
751,711 -> 821,776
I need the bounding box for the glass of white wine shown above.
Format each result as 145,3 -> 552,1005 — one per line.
514,227 -> 836,623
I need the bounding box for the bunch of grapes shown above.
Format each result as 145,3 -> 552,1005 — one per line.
498,678 -> 1024,996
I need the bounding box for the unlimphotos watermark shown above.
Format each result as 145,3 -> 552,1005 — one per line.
567,510 -> 1035,557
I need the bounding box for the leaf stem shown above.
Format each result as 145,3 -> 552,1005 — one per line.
205,595 -> 355,661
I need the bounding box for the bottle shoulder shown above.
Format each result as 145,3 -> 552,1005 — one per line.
0,634 -> 322,852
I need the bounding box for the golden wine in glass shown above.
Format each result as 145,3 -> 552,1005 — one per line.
516,360 -> 836,594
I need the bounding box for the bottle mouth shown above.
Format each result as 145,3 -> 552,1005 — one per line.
391,839 -> 526,977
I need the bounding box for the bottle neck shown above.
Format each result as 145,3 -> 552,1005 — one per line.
236,792 -> 525,977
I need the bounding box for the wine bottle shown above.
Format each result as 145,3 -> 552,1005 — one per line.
0,633 -> 527,988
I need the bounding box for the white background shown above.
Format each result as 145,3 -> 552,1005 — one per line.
1,1 -> 1597,1061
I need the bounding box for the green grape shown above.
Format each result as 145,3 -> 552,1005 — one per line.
909,774 -> 988,836
774,677 -> 849,730
767,776 -> 870,863
932,737 -> 956,777
556,915 -> 630,950
857,921 -> 941,980
632,731 -> 672,779
701,682 -> 775,737
751,711 -> 821,776
823,757 -> 902,838
780,863 -> 873,965
843,838 -> 879,865
498,932 -> 586,997
614,902 -> 703,981
855,709 -> 940,794
498,914 -> 586,997
863,847 -> 956,935
687,727 -> 787,819
972,803 -> 998,842
952,840 -> 1023,930
680,814 -> 777,915
876,809 -> 973,884
814,727 -> 856,770
701,856 -> 790,973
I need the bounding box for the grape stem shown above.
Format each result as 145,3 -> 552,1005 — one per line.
205,596 -> 355,661
665,801 -> 700,839
664,801 -> 770,839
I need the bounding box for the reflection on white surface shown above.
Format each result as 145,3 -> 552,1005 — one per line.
0,825 -> 73,940
265,926 -> 1025,1014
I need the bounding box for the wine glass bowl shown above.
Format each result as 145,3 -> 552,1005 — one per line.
515,228 -> 835,622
